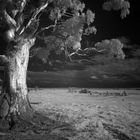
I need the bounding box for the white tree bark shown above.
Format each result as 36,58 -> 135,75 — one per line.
0,38 -> 35,130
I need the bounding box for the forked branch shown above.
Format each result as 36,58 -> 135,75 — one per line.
3,10 -> 17,27
25,2 -> 49,30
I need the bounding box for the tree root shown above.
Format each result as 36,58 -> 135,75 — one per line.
1,110 -> 72,135
0,90 -> 62,133
0,106 -> 76,140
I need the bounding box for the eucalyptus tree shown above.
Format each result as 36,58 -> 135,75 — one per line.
0,0 -> 130,130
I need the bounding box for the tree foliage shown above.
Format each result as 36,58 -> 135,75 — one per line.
95,39 -> 125,60
32,8 -> 96,62
0,0 -> 92,42
102,0 -> 130,18
0,0 -> 130,56
0,0 -> 130,64
31,0 -> 130,63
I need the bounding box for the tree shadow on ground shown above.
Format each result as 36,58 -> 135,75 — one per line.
0,112 -> 76,140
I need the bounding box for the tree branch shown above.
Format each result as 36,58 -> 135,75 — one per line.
63,13 -> 73,18
3,10 -> 16,27
83,48 -> 106,53
0,55 -> 9,65
24,2 -> 49,32
69,48 -> 106,58
36,24 -> 56,36
69,50 -> 86,57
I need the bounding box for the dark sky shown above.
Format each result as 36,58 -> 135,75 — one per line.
84,0 -> 140,44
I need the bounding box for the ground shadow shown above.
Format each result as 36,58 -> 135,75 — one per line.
0,111 -> 75,140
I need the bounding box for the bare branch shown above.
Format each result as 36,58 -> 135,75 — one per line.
64,11 -> 74,16
25,2 -> 49,31
35,18 -> 61,36
36,24 -> 56,35
69,47 -> 106,59
0,55 -> 9,65
69,50 -> 86,57
63,13 -> 73,18
83,48 -> 106,53
3,10 -> 16,27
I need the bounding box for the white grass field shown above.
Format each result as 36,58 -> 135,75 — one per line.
0,88 -> 140,140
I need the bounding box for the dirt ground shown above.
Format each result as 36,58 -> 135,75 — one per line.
0,88 -> 140,140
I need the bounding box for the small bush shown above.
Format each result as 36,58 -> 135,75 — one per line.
79,88 -> 91,94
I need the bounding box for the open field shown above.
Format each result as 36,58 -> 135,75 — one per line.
1,88 -> 140,140
0,60 -> 140,139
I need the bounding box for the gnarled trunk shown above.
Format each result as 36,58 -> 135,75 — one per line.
0,38 -> 35,130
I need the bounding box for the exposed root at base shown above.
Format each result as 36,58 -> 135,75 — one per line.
11,112 -> 55,133
0,110 -> 74,136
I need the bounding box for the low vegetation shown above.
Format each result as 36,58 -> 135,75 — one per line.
1,88 -> 138,140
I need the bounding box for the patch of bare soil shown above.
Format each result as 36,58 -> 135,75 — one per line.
0,88 -> 140,140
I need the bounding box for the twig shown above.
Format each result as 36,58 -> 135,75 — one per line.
35,24 -> 56,35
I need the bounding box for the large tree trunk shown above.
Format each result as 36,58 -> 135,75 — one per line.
0,38 -> 35,130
